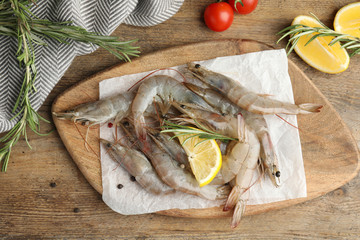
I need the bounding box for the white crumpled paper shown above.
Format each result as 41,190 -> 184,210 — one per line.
99,49 -> 307,215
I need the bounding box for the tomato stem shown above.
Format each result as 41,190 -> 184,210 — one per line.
234,0 -> 244,9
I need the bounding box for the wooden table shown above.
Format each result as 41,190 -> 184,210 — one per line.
1,1 -> 359,239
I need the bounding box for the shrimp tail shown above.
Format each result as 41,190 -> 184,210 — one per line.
298,103 -> 323,114
223,185 -> 241,211
231,199 -> 247,229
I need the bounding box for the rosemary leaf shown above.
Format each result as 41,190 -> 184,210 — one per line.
161,120 -> 238,143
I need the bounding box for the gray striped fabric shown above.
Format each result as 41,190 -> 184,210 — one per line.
0,0 -> 184,133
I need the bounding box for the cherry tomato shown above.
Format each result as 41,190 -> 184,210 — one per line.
204,2 -> 234,32
228,0 -> 258,14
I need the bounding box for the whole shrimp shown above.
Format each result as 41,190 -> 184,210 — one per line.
187,63 -> 323,115
171,103 -> 262,227
171,103 -> 252,185
131,75 -> 216,146
53,91 -> 135,125
101,138 -> 174,195
119,120 -> 229,200
184,83 -> 281,187
224,126 -> 261,228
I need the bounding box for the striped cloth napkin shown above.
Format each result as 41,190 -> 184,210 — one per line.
0,0 -> 184,133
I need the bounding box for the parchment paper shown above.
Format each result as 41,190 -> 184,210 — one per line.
99,49 -> 307,215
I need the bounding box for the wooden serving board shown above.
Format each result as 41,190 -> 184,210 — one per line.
52,39 -> 360,218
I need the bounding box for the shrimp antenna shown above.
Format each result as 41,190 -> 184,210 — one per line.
275,114 -> 301,131
73,122 -> 99,158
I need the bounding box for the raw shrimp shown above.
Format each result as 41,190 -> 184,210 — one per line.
53,91 -> 135,125
119,121 -> 229,200
187,63 -> 323,115
131,75 -> 216,144
170,104 -> 262,223
223,127 -> 261,229
184,83 -> 280,187
100,139 -> 174,195
171,104 -> 251,185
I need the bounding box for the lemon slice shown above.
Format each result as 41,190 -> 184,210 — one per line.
177,133 -> 222,187
292,15 -> 350,74
334,2 -> 360,38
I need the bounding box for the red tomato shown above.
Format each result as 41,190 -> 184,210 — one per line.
228,0 -> 258,14
204,2 -> 234,32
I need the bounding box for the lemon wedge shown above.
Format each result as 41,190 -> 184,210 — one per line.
292,15 -> 350,74
334,2 -> 360,38
177,132 -> 222,187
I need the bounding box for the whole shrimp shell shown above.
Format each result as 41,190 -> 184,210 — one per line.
53,91 -> 135,125
187,63 -> 323,115
101,139 -> 174,195
184,83 -> 281,187
131,75 -> 216,144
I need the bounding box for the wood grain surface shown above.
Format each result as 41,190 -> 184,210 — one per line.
52,39 -> 359,219
1,1 -> 360,239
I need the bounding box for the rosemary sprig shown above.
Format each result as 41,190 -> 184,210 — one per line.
0,0 -> 139,171
0,0 -> 48,172
0,2 -> 139,61
277,13 -> 360,57
161,120 -> 238,147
